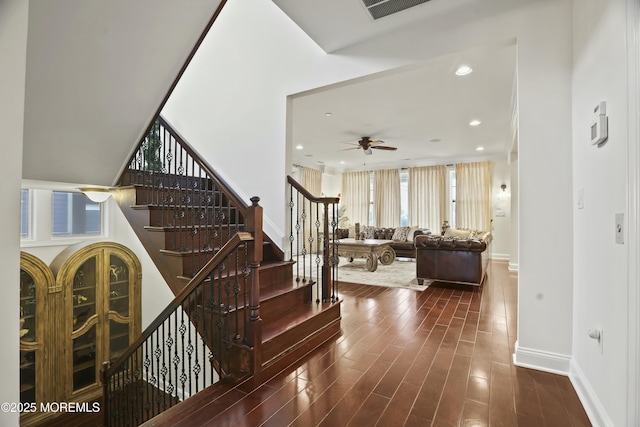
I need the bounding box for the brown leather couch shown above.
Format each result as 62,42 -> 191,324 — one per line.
338,227 -> 431,258
414,231 -> 492,286
373,227 -> 432,258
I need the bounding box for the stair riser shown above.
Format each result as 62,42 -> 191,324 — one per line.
121,171 -> 213,192
132,185 -> 229,207
156,226 -> 246,252
199,284 -> 314,348
261,303 -> 341,365
259,286 -> 313,322
146,207 -> 243,228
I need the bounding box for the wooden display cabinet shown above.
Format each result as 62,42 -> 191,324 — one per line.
19,252 -> 58,426
51,241 -> 141,403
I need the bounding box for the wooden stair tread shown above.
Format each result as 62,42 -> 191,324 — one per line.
261,300 -> 338,343
260,276 -> 311,301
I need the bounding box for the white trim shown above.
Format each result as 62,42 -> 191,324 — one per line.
491,252 -> 510,261
570,359 -> 614,427
628,0 -> 640,425
508,262 -> 519,272
513,340 -> 570,375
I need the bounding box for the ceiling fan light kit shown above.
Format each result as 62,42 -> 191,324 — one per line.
340,136 -> 398,155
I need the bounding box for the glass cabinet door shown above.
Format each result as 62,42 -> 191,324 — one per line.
19,268 -> 38,404
108,254 -> 131,363
70,257 -> 98,393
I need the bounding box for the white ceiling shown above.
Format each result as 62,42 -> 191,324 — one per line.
21,0 -> 223,186
276,0 -> 519,172
290,44 -> 516,172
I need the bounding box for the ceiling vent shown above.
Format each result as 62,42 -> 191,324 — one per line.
362,0 -> 433,20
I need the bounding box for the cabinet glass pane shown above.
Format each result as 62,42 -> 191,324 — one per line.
110,321 -> 130,363
109,255 -> 129,316
72,325 -> 96,391
20,268 -> 37,405
20,350 -> 36,403
20,269 -> 36,342
73,258 -> 97,328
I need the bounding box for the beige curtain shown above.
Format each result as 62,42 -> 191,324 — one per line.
455,161 -> 494,231
408,165 -> 446,231
341,171 -> 371,226
300,167 -> 322,197
374,169 -> 400,227
298,167 -> 323,253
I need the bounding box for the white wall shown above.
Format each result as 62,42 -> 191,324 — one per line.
0,1 -> 28,425
571,0 -> 635,425
509,153 -> 519,271
491,156 -> 512,259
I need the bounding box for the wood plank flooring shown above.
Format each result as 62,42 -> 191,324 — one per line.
42,260 -> 591,426
158,260 -> 592,426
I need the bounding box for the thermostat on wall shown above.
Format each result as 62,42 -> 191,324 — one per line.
591,101 -> 608,145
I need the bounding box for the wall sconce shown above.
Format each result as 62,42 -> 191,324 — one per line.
79,187 -> 112,203
498,183 -> 510,200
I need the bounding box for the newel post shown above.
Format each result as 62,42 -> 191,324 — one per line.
246,196 -> 263,371
322,202 -> 331,302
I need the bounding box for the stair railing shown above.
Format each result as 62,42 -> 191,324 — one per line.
101,224 -> 262,426
118,116 -> 282,277
287,176 -> 340,303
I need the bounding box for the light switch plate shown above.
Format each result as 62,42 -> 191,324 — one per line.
616,213 -> 624,244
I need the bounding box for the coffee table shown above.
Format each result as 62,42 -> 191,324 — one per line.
334,238 -> 396,272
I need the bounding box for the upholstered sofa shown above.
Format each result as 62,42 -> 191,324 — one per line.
339,226 -> 432,258
414,230 -> 492,286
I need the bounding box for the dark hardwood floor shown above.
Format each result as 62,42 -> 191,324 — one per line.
43,260 -> 591,426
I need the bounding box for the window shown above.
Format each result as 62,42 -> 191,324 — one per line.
52,192 -> 102,236
369,173 -> 374,225
399,170 -> 408,226
21,189 -> 29,238
449,168 -> 456,229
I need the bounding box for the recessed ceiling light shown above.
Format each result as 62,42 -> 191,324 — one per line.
305,154 -> 313,157
340,161 -> 345,164
325,112 -> 332,117
429,138 -> 441,143
455,65 -> 473,76
469,120 -> 482,126
295,144 -> 303,150
476,146 -> 485,151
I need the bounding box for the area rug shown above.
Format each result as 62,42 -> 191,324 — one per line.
335,257 -> 431,291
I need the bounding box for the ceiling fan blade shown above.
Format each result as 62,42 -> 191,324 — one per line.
368,140 -> 385,146
339,147 -> 361,151
371,145 -> 397,151
340,141 -> 360,146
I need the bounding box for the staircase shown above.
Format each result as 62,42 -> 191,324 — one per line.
100,117 -> 341,426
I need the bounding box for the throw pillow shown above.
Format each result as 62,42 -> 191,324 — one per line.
406,225 -> 420,242
391,226 -> 410,241
362,225 -> 376,239
444,228 -> 472,238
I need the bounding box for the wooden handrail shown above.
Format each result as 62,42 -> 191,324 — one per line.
287,176 -> 340,204
103,231 -> 253,379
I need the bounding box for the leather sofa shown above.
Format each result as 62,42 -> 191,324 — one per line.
372,227 -> 432,258
338,226 -> 431,258
414,231 -> 492,286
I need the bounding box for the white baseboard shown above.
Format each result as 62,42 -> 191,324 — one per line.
513,340 -> 571,375
569,360 -> 613,427
508,262 -> 519,272
491,252 -> 510,261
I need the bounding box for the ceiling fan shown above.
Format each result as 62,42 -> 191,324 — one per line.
340,136 -> 398,155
